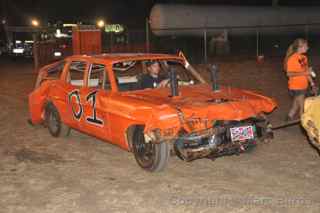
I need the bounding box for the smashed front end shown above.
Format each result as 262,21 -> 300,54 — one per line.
142,107 -> 275,162
173,118 -> 273,161
140,85 -> 276,161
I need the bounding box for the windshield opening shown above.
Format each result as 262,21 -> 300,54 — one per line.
112,59 -> 200,92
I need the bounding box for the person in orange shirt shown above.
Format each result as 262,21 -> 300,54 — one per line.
284,38 -> 315,121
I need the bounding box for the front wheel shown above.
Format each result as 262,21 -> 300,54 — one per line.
132,126 -> 170,172
45,103 -> 70,137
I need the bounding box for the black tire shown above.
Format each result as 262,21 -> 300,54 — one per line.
132,126 -> 170,172
45,103 -> 70,137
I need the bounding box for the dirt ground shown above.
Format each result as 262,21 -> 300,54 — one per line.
0,56 -> 319,213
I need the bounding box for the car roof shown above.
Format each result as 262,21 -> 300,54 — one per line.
66,53 -> 184,64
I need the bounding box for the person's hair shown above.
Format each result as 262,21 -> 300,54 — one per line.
283,38 -> 308,71
146,60 -> 159,67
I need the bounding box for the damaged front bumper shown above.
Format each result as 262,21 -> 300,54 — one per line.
173,119 -> 273,161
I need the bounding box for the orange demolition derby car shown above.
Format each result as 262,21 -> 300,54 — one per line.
29,53 -> 277,172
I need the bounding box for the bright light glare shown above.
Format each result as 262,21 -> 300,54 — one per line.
97,20 -> 105,28
31,19 -> 39,27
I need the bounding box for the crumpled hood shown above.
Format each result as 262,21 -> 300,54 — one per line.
121,84 -> 277,121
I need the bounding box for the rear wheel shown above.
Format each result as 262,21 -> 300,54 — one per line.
45,103 -> 70,137
132,126 -> 170,172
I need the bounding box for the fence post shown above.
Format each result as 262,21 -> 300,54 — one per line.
204,28 -> 207,64
126,29 -> 130,52
256,28 -> 260,59
110,32 -> 113,53
146,18 -> 150,53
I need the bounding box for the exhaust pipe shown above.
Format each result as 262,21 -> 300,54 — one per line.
169,68 -> 179,97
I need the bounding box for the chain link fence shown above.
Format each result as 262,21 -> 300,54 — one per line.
103,23 -> 320,64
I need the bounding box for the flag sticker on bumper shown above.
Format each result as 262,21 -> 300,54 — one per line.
230,125 -> 254,142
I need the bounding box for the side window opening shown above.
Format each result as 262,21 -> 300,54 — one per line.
113,60 -> 143,91
88,63 -> 111,90
67,61 -> 87,86
166,61 -> 197,83
112,59 -> 198,92
46,61 -> 65,79
34,60 -> 66,88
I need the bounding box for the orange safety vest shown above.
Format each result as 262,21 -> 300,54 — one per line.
286,53 -> 309,90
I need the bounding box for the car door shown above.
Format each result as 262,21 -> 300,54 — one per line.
79,63 -> 112,141
62,60 -> 88,130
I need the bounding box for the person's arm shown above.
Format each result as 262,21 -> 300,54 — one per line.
157,73 -> 170,88
307,68 -> 316,89
158,79 -> 170,87
308,75 -> 318,95
308,75 -> 315,85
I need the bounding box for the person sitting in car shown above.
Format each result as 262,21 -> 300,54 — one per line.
140,61 -> 169,89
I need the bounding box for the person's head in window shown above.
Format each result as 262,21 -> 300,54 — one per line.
146,61 -> 161,78
140,61 -> 169,89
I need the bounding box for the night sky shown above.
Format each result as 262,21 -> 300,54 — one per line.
1,0 -> 320,28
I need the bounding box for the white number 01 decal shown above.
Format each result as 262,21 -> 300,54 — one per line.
68,90 -> 104,126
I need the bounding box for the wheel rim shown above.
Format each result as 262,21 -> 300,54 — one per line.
48,110 -> 60,134
133,131 -> 156,168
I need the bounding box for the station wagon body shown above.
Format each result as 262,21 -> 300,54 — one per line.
29,53 -> 277,171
